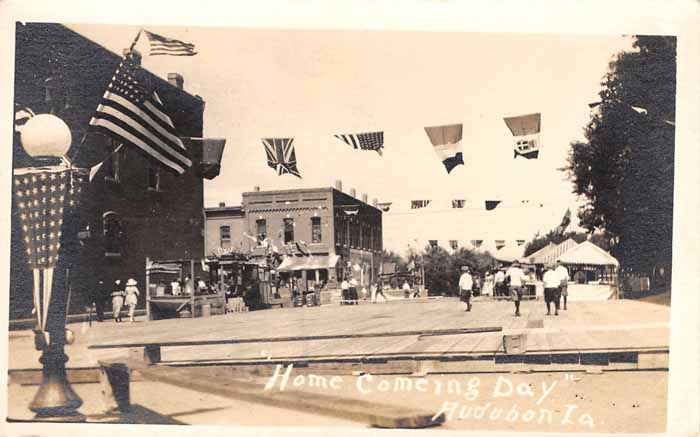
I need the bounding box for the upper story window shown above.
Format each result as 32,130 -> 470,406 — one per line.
256,219 -> 267,243
452,199 -> 465,209
220,225 -> 231,248
283,218 -> 294,243
105,147 -> 124,182
147,162 -> 161,191
103,211 -> 125,256
311,217 -> 322,243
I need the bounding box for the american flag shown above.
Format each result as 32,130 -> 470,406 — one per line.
334,131 -> 384,155
262,138 -> 302,178
89,58 -> 192,174
13,167 -> 84,269
144,30 -> 197,56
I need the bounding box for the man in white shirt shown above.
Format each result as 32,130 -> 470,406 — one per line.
349,277 -> 359,305
402,280 -> 411,299
555,260 -> 570,310
494,269 -> 506,297
458,266 -> 473,312
505,261 -> 527,316
340,277 -> 350,305
542,263 -> 561,316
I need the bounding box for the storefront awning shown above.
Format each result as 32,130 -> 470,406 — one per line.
277,255 -> 339,272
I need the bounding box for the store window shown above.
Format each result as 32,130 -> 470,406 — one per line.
103,212 -> 125,256
220,225 -> 231,248
256,219 -> 267,243
311,217 -> 322,243
283,218 -> 294,243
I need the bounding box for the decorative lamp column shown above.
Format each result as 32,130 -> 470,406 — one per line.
14,113 -> 87,421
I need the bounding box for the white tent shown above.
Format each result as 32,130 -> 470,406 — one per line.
494,244 -> 525,263
557,241 -> 619,266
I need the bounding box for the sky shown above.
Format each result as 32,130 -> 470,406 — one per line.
67,24 -> 634,250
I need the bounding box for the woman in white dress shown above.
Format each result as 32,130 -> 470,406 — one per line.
124,278 -> 140,323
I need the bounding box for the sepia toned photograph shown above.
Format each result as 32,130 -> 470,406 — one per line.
1,8 -> 691,434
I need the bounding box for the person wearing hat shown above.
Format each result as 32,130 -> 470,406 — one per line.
458,266 -> 473,312
124,278 -> 140,323
111,280 -> 125,323
542,263 -> 561,316
505,260 -> 527,316
555,260 -> 570,310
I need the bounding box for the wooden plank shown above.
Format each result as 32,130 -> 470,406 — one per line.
88,326 -> 502,350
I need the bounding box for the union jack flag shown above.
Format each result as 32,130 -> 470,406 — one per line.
261,138 -> 302,178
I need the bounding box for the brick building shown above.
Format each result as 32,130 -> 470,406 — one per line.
204,183 -> 383,292
10,23 -> 209,318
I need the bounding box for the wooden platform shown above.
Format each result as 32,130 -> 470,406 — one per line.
73,298 -> 669,368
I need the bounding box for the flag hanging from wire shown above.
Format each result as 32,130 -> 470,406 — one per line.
89,58 -> 192,174
144,30 -> 197,56
555,208 -> 572,234
262,138 -> 302,178
334,131 -> 384,155
485,200 -> 502,211
424,124 -> 464,174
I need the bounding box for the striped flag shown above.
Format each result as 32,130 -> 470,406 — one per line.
89,58 -> 192,174
144,30 -> 197,56
334,131 -> 384,155
262,138 -> 302,178
424,124 -> 464,174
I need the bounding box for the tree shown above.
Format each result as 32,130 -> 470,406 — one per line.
422,246 -> 495,295
563,36 -> 675,279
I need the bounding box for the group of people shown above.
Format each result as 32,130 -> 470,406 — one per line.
109,278 -> 140,323
458,260 -> 570,316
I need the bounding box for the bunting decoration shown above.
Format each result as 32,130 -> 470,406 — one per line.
376,202 -> 392,212
262,138 -> 302,178
13,165 -> 87,330
334,131 -> 384,155
485,200 -> 502,211
424,124 -> 464,173
504,113 -> 541,159
411,200 -> 431,209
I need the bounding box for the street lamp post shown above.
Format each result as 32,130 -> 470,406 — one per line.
14,113 -> 86,421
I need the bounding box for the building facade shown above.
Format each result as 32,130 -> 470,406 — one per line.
10,23 -> 208,318
204,185 -> 383,291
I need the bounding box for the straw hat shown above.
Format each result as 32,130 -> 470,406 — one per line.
460,266 -> 470,272
126,278 -> 137,286
511,260 -> 520,267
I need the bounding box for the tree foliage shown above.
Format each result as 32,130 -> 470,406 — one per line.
563,36 -> 675,274
422,246 -> 495,295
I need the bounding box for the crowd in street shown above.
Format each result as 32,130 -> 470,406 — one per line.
459,260 -> 570,316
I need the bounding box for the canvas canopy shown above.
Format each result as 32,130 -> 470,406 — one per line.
494,244 -> 525,263
276,255 -> 340,272
522,242 -> 557,264
557,241 -> 619,266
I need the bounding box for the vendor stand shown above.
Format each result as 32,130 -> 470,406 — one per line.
204,252 -> 275,310
145,258 -> 226,320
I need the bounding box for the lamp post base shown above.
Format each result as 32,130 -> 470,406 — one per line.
29,333 -> 85,422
